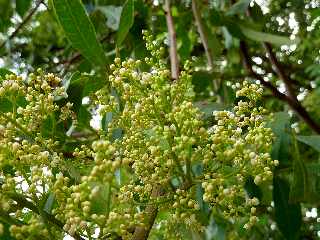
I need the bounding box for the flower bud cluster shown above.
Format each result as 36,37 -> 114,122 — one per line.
0,35 -> 276,239
0,71 -> 79,238
79,35 -> 275,237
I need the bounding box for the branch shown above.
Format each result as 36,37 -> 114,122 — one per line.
0,0 -> 43,50
132,185 -> 163,240
164,0 -> 179,80
239,41 -> 320,134
6,192 -> 85,240
239,41 -> 287,102
191,0 -> 213,69
263,42 -> 296,100
132,3 -> 180,238
192,0 -> 220,92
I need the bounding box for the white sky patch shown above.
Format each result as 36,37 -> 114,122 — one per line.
93,228 -> 100,238
82,96 -> 90,105
306,208 -> 318,218
276,16 -> 285,26
0,58 -> 4,67
254,0 -> 270,14
252,57 -> 262,65
297,89 -> 308,101
307,16 -> 320,32
288,12 -> 299,35
63,235 -> 75,240
278,83 -> 286,94
90,111 -> 102,130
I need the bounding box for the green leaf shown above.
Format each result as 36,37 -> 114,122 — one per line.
221,27 -> 233,49
51,0 -> 107,67
0,0 -> 13,32
43,193 -> 55,214
90,182 -> 111,214
0,68 -> 13,80
268,112 -> 291,165
194,101 -> 225,119
244,176 -> 262,200
296,135 -> 320,152
273,177 -> 301,240
226,0 -> 251,16
291,136 -> 320,204
225,22 -> 245,39
239,25 -> 300,45
289,136 -> 314,203
66,72 -> 86,112
16,0 -> 32,17
209,8 -> 224,26
116,0 -> 134,46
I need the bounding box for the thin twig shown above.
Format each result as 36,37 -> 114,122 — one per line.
239,41 -> 320,134
192,0 -> 221,97
164,0 -> 179,80
192,0 -> 213,69
6,192 -> 85,240
0,0 -> 43,50
263,42 -> 296,100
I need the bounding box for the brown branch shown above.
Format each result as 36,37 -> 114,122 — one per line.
192,0 -> 213,69
164,0 -> 179,80
239,41 -> 320,134
263,42 -> 296,100
192,0 -> 220,92
0,0 -> 43,50
132,185 -> 164,240
132,3 -> 180,238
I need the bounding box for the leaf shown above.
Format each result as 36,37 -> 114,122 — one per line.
116,0 -> 134,46
290,155 -> 320,203
51,0 -> 107,67
239,26 -> 300,45
250,3 -> 264,22
16,0 -> 32,17
0,98 -> 12,113
273,177 -> 301,240
268,112 -> 291,165
289,136 -> 310,203
226,0 -> 251,16
194,101 -> 225,119
0,0 -> 13,32
192,71 -> 212,93
43,193 -> 55,214
296,135 -> 320,152
97,5 -> 122,31
244,176 -> 262,200
90,182 -> 111,214
209,8 -> 224,26
66,72 -> 86,112
221,27 -> 233,49
0,68 -> 13,80
225,22 -> 245,39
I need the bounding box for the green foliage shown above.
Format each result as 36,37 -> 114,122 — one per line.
15,0 -> 32,18
273,177 -> 302,240
51,0 -> 108,67
0,0 -> 320,239
116,0 -> 135,46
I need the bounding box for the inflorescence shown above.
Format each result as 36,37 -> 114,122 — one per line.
0,31 -> 277,239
